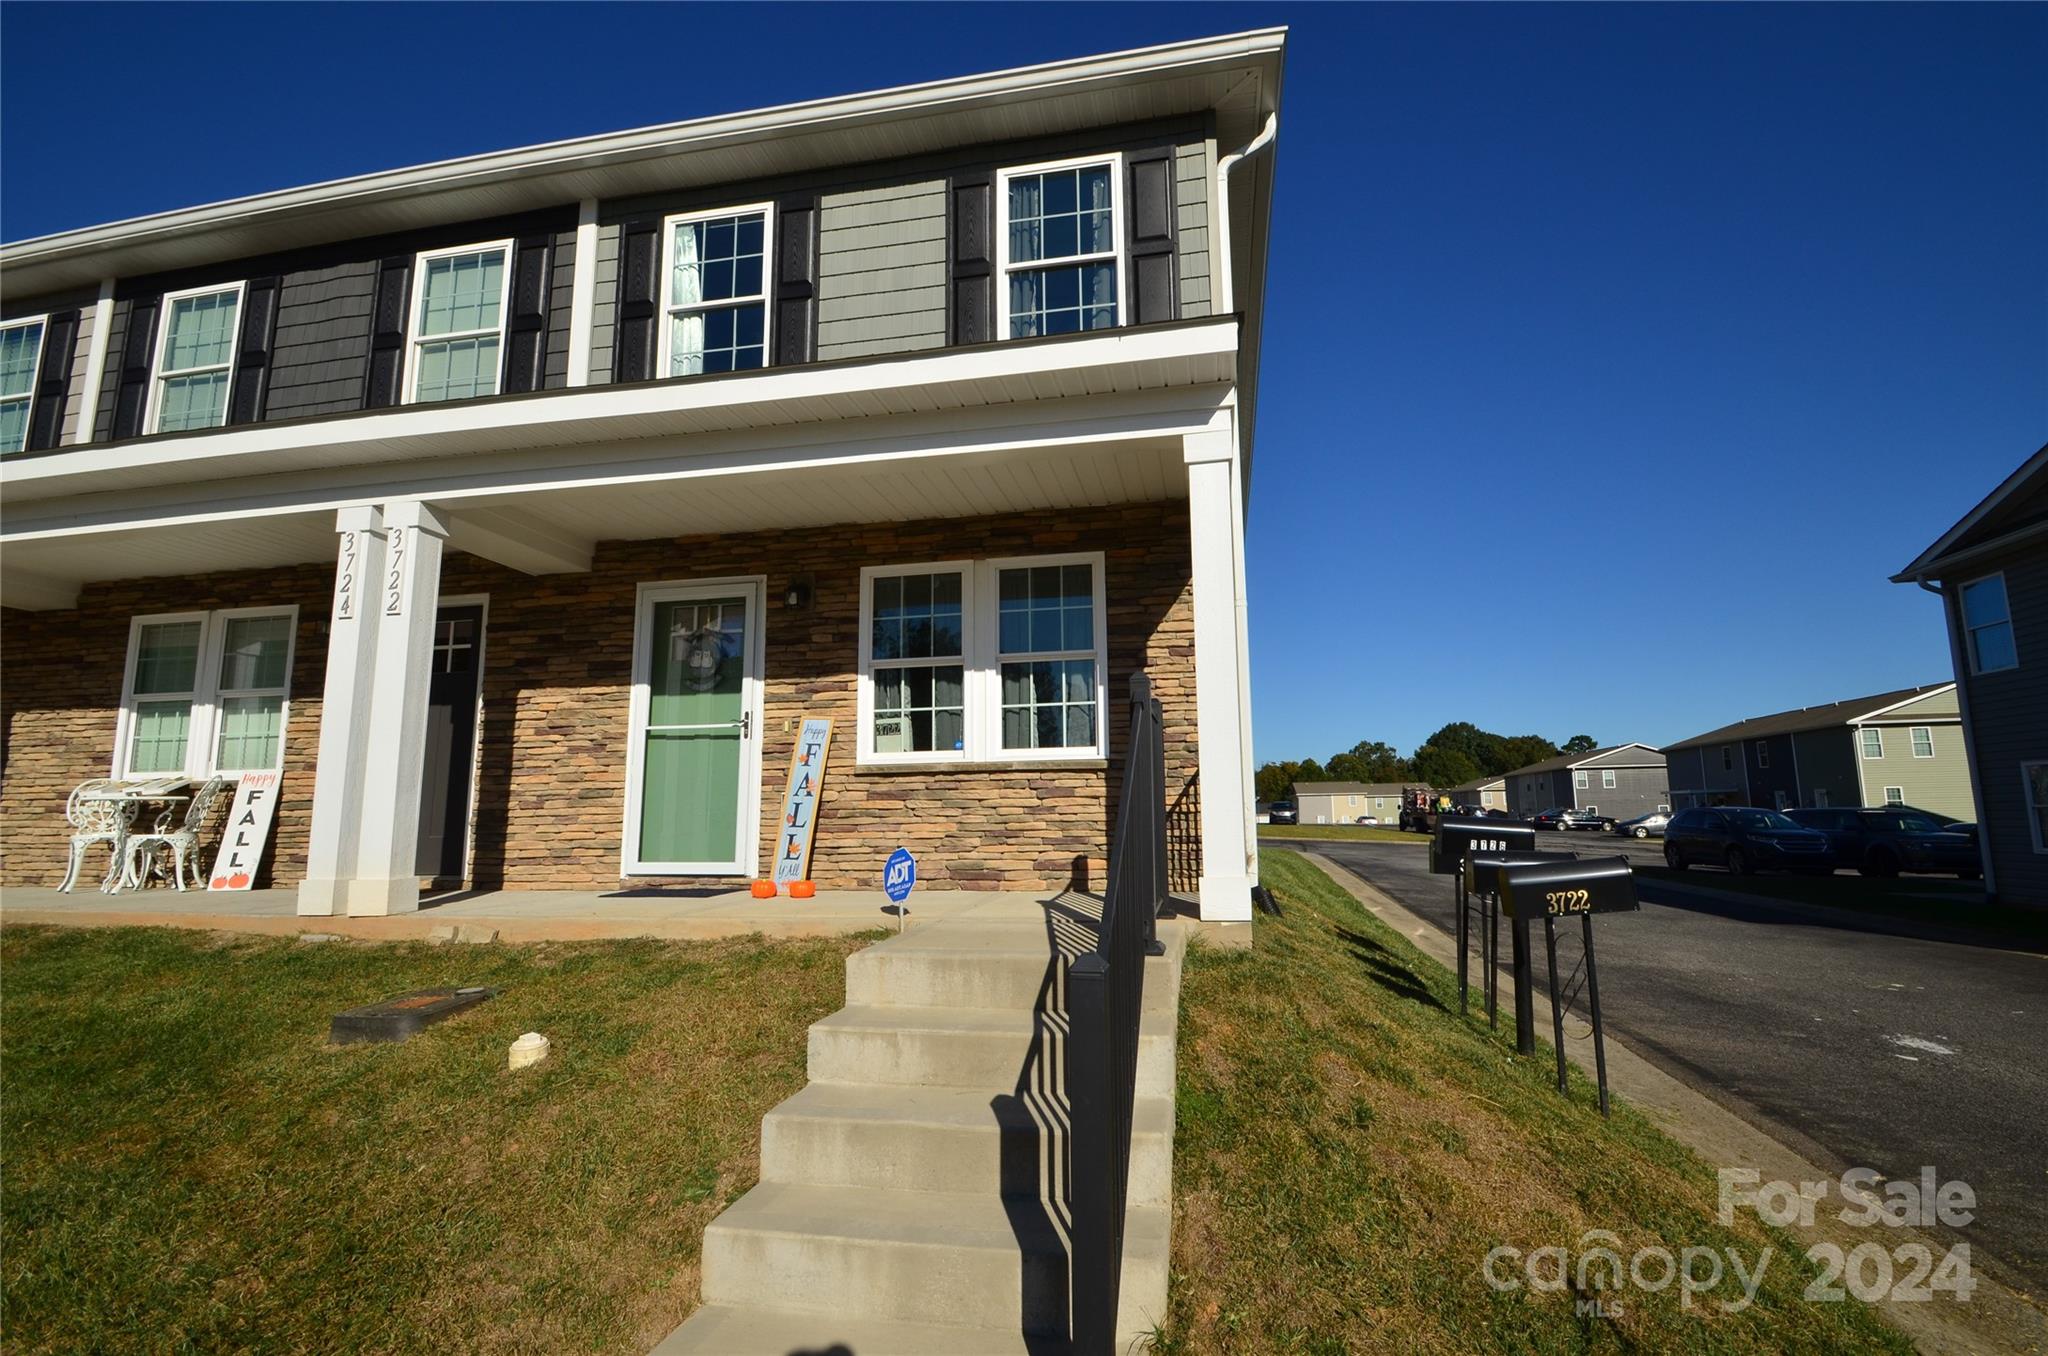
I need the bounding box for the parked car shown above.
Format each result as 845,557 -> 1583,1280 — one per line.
1612,811 -> 1671,839
1268,802 -> 1298,825
1784,808 -> 1983,879
1533,808 -> 1614,832
1663,807 -> 1833,875
1354,815 -> 1380,826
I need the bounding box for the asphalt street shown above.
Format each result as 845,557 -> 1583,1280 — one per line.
1294,836 -> 2048,1296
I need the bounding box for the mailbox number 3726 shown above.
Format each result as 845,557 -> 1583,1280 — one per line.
1544,888 -> 1592,914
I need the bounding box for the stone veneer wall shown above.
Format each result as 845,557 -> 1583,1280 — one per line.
2,501 -> 1197,893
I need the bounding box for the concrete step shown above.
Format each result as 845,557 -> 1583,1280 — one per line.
846,924 -> 1182,1014
807,1004 -> 1177,1095
652,1303 -> 1038,1356
699,1180 -> 1070,1334
761,1080 -> 1175,1207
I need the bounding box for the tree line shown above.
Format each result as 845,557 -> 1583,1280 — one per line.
1257,723 -> 1598,805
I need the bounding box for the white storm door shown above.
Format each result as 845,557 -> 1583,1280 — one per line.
624,579 -> 764,875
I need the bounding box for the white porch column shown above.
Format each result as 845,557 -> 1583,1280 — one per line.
347,500 -> 449,916
297,508 -> 386,916
1184,418 -> 1256,922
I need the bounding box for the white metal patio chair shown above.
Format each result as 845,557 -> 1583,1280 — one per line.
59,780 -> 136,894
122,776 -> 231,893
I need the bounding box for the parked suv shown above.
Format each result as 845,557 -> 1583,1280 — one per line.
1784,808 -> 1982,879
1663,807 -> 1833,875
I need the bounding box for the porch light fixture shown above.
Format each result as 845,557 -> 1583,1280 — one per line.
783,574 -> 814,610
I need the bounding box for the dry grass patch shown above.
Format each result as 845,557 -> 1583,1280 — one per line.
0,924 -> 875,1355
1159,849 -> 1910,1355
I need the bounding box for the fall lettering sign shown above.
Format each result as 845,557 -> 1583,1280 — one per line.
208,772 -> 283,891
772,718 -> 834,887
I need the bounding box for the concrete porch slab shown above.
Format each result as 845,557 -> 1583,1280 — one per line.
0,883 -> 1071,943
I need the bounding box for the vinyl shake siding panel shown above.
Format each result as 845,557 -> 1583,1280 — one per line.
586,222 -> 621,386
1176,138 -> 1212,317
58,301 -> 95,443
263,261 -> 377,420
816,180 -> 948,360
544,228 -> 576,389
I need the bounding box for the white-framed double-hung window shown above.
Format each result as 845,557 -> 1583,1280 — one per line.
148,283 -> 244,433
858,553 -> 1107,764
660,204 -> 772,376
405,241 -> 512,403
116,607 -> 297,779
1910,726 -> 1935,758
0,315 -> 47,453
998,154 -> 1124,339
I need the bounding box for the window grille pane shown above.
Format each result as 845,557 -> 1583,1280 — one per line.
0,398 -> 28,454
134,621 -> 202,694
670,305 -> 765,376
872,662 -> 964,753
1912,727 -> 1934,757
671,214 -> 766,306
1009,263 -> 1117,338
129,699 -> 192,773
419,250 -> 504,336
219,614 -> 292,690
0,322 -> 42,398
415,336 -> 501,403
157,371 -> 231,431
216,694 -> 283,769
162,292 -> 239,371
999,658 -> 1096,749
997,563 -> 1092,654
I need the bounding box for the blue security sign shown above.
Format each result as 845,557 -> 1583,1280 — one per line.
884,848 -> 917,904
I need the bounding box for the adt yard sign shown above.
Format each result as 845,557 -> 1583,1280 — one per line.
884,848 -> 916,904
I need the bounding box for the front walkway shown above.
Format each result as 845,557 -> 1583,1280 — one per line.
0,884 -> 1058,942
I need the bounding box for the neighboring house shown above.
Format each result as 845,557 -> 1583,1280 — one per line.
1895,443 -> 2048,908
0,31 -> 1285,923
1662,684 -> 1971,819
1502,745 -> 1668,820
1450,775 -> 1507,812
1291,781 -> 1412,825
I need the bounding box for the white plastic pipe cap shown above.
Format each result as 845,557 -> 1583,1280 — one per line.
508,1031 -> 550,1070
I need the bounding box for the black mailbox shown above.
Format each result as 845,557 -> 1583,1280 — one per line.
1430,816 -> 1538,875
1465,850 -> 1579,897
1499,856 -> 1640,920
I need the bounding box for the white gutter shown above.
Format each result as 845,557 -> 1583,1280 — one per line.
1213,112 -> 1277,315
1918,578 -> 1998,898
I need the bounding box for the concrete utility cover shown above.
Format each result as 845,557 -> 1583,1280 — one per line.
330,987 -> 495,1044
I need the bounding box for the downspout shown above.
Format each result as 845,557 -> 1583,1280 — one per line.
1918,578 -> 1997,899
1215,110 -> 1277,887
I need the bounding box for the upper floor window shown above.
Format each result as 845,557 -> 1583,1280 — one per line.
1720,745 -> 1733,771
1961,574 -> 2018,674
1860,728 -> 1883,760
998,155 -> 1123,340
1573,771 -> 1588,789
661,205 -> 771,376
407,242 -> 511,403
0,316 -> 45,453
1755,740 -> 1770,768
149,284 -> 243,433
1602,770 -> 1617,789
1910,726 -> 1934,758
118,606 -> 297,779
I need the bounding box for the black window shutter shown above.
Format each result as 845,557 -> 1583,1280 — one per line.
501,234 -> 552,394
948,169 -> 994,345
1124,146 -> 1179,327
24,309 -> 79,451
772,192 -> 820,367
363,254 -> 413,409
111,297 -> 160,440
613,216 -> 660,383
227,275 -> 282,425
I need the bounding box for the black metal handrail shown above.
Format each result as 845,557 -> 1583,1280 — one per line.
1068,672 -> 1166,1353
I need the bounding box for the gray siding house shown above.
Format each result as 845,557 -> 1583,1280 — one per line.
1663,685 -> 1970,819
1502,744 -> 1667,821
1895,443 -> 2048,909
1291,781 -> 1412,825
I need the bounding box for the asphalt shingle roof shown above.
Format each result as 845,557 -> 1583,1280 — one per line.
1662,685 -> 1953,751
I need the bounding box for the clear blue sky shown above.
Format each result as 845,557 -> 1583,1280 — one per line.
5,4 -> 2043,764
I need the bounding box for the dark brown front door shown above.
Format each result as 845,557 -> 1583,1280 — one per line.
415,604 -> 484,880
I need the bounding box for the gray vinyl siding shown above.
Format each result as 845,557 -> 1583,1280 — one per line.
586,222 -> 621,385
1790,729 -> 1860,809
1744,733 -> 1799,810
58,302 -> 95,442
1176,138 -> 1211,318
92,298 -> 132,442
263,261 -> 377,420
1574,765 -> 1669,821
816,181 -> 948,361
544,229 -> 575,389
1949,546 -> 2048,904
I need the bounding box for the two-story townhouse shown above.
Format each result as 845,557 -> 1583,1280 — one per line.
1895,443 -> 2048,908
1662,683 -> 1970,818
1289,781 -> 1413,825
0,31 -> 1285,923
1502,744 -> 1667,820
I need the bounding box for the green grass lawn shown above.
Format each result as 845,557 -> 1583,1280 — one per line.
1159,849 -> 1910,1355
1638,866 -> 2048,946
0,925 -> 876,1355
1259,823 -> 1425,845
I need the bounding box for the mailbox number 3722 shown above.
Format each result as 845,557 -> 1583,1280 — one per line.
1544,888 -> 1592,914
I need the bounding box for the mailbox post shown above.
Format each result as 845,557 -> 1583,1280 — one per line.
1498,856 -> 1640,1116
1465,849 -> 1578,1045
1430,817 -> 1535,1022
